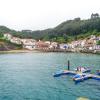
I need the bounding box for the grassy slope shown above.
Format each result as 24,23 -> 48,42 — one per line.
0,38 -> 22,51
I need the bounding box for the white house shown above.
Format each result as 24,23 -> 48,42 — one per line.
69,41 -> 80,48
49,42 -> 58,49
10,37 -> 22,44
80,40 -> 86,47
45,41 -> 51,45
90,35 -> 96,40
21,39 -> 36,50
59,44 -> 69,49
93,45 -> 100,50
3,33 -> 12,40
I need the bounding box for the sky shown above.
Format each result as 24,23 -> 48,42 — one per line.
0,0 -> 100,31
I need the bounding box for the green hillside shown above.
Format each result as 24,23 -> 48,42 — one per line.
0,13 -> 100,43
0,34 -> 22,51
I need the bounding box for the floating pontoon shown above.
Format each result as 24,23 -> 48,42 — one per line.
53,61 -> 100,83
53,70 -> 100,83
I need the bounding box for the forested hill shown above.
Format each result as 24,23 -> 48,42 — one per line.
0,13 -> 100,43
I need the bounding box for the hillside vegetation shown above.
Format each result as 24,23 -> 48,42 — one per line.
0,13 -> 100,43
0,34 -> 22,51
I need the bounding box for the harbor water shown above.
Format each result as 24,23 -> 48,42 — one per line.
0,52 -> 100,100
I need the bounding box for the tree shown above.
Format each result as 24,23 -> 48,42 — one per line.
97,40 -> 100,45
0,33 -> 3,37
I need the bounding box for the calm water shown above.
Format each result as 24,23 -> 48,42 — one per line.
0,52 -> 100,100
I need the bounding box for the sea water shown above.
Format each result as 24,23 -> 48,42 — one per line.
0,52 -> 100,100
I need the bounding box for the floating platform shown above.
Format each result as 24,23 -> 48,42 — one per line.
90,74 -> 100,80
73,74 -> 100,83
53,70 -> 77,77
73,74 -> 92,82
53,70 -> 100,83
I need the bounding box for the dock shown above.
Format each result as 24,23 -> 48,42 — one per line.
73,74 -> 100,83
90,74 -> 100,80
53,70 -> 100,83
53,70 -> 77,77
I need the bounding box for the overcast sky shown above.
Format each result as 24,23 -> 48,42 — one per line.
0,0 -> 100,31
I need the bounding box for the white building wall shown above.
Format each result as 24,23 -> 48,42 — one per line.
24,45 -> 36,50
4,34 -> 12,40
10,38 -> 22,44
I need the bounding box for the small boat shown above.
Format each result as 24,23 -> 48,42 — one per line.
74,67 -> 91,73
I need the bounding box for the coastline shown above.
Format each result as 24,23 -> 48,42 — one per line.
0,49 -> 100,54
0,49 -> 40,54
35,48 -> 100,54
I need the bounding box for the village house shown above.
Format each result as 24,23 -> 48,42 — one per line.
84,38 -> 96,50
49,42 -> 58,49
90,35 -> 96,40
93,45 -> 100,50
36,40 -> 49,49
59,44 -> 69,49
80,40 -> 86,48
96,36 -> 100,40
44,41 -> 51,45
69,40 -> 81,49
10,37 -> 22,45
3,33 -> 12,40
21,39 -> 36,50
